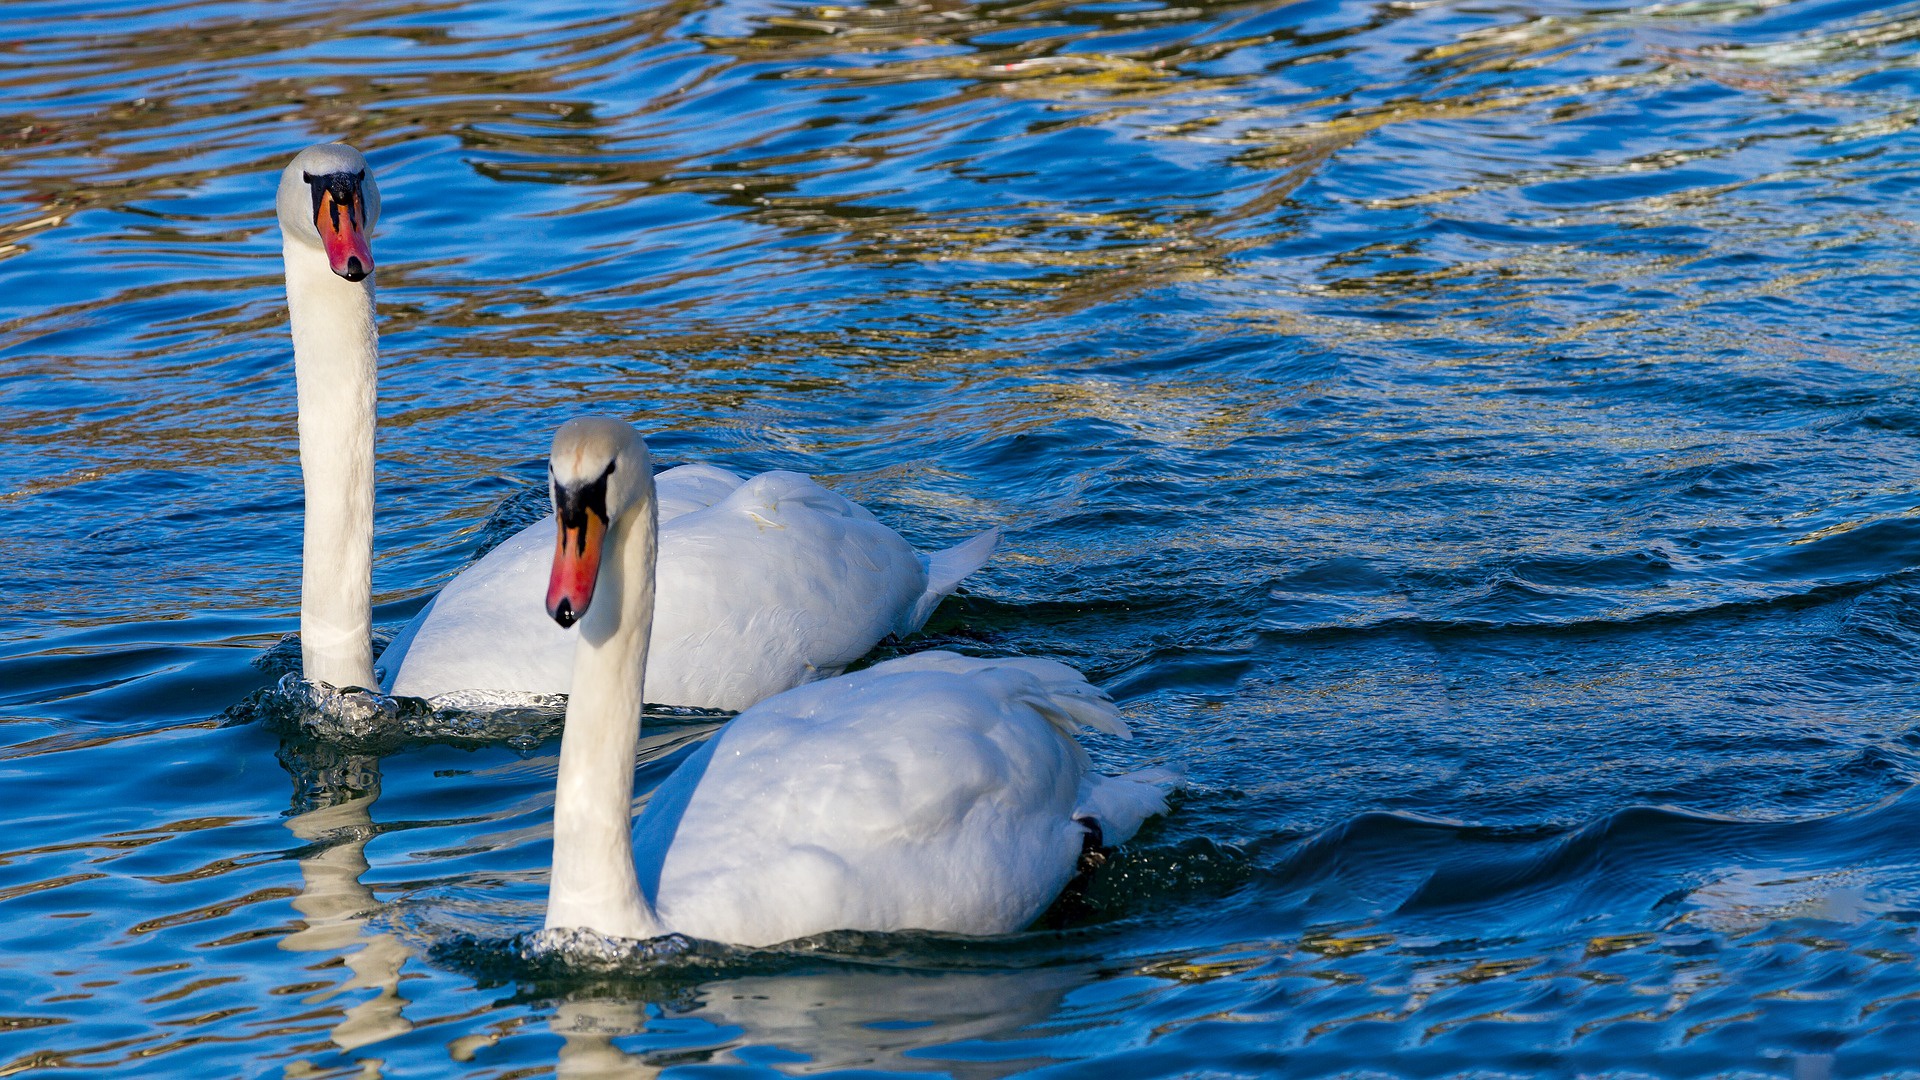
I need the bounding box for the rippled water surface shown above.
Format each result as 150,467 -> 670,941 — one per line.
6,0 -> 1920,1074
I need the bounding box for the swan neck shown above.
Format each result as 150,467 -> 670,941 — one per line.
547,483 -> 663,940
285,241 -> 378,691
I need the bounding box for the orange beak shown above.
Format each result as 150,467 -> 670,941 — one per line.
547,507 -> 606,628
315,187 -> 374,282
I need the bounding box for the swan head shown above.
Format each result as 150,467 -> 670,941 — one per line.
546,417 -> 655,628
277,142 -> 381,283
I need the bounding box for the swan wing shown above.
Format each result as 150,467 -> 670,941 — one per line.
641,472 -> 931,710
637,652 -> 1155,946
654,463 -> 744,521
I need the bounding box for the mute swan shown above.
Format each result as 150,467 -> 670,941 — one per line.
277,142 -> 996,709
542,417 -> 1176,946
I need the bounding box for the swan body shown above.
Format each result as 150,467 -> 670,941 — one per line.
379,470 -> 998,711
633,651 -> 1176,944
542,417 -> 1176,947
277,143 -> 995,709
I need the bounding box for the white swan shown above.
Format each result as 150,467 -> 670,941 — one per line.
277,143 -> 996,709
542,417 -> 1176,946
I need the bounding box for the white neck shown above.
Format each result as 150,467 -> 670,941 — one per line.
284,240 -> 379,690
546,482 -> 664,940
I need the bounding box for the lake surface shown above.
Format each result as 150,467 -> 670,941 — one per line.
4,0 -> 1920,1074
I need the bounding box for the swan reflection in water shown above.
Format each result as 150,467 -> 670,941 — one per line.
275,739 -> 414,1068
461,965 -> 1089,1077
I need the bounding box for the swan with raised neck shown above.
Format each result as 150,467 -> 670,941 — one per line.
270,144 -> 1001,714
538,418 -> 1178,948
543,418 -> 664,939
276,142 -> 382,690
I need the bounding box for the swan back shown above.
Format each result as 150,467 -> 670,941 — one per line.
633,651 -> 1125,945
639,471 -> 928,710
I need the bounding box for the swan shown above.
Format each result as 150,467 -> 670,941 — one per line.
277,142 -> 996,709
541,416 -> 1176,946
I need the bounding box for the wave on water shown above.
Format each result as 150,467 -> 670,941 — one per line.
1264,790 -> 1920,943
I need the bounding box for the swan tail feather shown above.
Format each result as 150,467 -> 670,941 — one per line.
900,527 -> 1000,635
1077,767 -> 1181,847
1021,678 -> 1129,739
979,654 -> 1130,738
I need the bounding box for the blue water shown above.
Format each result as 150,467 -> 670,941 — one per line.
5,0 -> 1920,1074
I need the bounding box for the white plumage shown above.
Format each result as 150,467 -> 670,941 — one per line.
378,466 -> 996,710
540,418 -> 1178,947
633,651 -> 1176,945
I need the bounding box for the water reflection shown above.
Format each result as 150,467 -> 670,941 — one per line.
276,741 -> 415,1067
548,1000 -> 659,1080
531,963 -> 1087,1075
